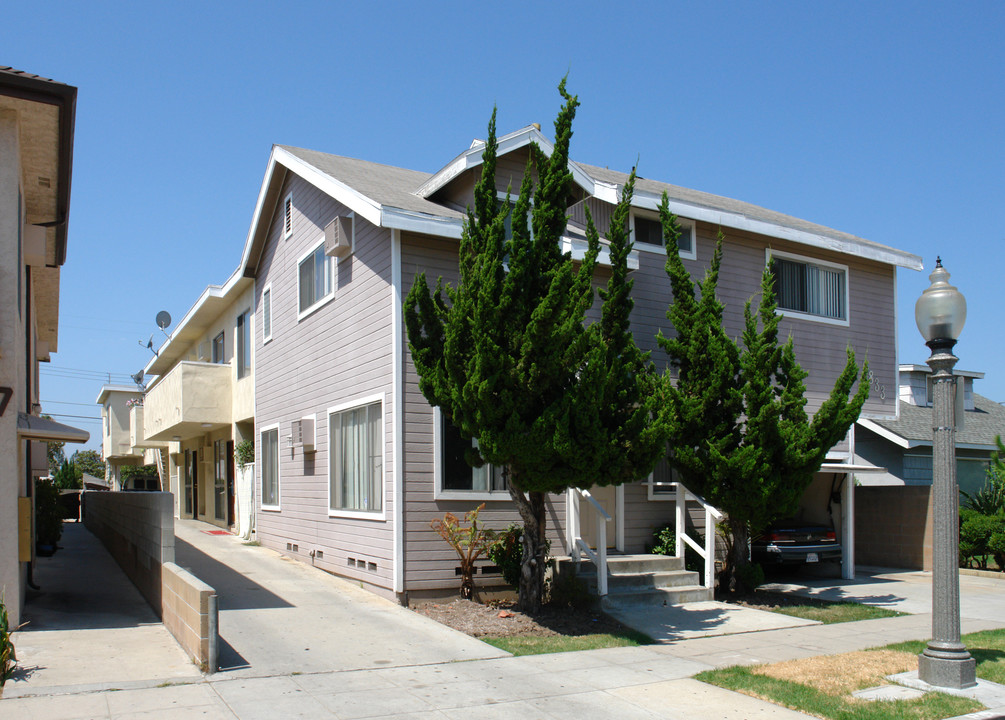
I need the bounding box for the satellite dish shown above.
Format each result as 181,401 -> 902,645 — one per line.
156,311 -> 172,330
131,370 -> 145,386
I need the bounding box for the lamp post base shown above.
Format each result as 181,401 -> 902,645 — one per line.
918,647 -> 977,690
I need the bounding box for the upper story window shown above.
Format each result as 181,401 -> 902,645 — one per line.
237,309 -> 251,379
329,398 -> 383,515
436,409 -> 506,499
212,332 -> 225,364
646,450 -> 678,501
298,242 -> 334,318
262,285 -> 272,343
283,193 -> 293,239
768,250 -> 849,325
630,210 -> 696,260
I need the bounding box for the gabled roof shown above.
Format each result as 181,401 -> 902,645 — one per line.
858,394 -> 1005,451
414,124 -> 600,201
583,164 -> 923,271
239,128 -> 923,279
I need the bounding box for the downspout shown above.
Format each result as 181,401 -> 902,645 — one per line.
391,229 -> 405,597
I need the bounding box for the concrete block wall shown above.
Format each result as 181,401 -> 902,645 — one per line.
82,491 -> 175,612
855,486 -> 933,570
162,561 -> 217,672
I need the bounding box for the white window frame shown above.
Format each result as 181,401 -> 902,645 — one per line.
260,423 -> 281,511
646,454 -> 678,501
326,394 -> 387,520
211,331 -> 225,364
262,283 -> 273,345
432,406 -> 509,501
283,193 -> 293,239
630,209 -> 696,260
766,248 -> 850,327
296,239 -> 335,321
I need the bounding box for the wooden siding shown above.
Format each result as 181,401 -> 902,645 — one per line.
254,173 -> 396,591
400,231 -> 567,592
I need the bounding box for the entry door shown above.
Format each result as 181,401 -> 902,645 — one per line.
226,440 -> 235,527
581,484 -> 618,550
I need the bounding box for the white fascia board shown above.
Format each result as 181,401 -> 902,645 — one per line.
275,147 -> 382,227
96,385 -> 142,404
856,418 -> 911,448
239,152 -> 283,276
593,180 -> 620,205
632,189 -> 923,271
416,126 -> 596,199
560,234 -> 640,270
144,268 -> 247,376
381,207 -> 464,239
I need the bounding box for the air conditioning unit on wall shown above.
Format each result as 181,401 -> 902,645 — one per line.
324,215 -> 353,259
291,416 -> 315,452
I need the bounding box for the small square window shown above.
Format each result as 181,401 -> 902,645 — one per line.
631,211 -> 695,259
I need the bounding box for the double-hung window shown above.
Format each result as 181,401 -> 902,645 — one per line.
261,425 -> 280,510
298,242 -> 333,317
435,409 -> 506,499
236,309 -> 251,379
647,449 -> 678,501
770,250 -> 848,324
630,211 -> 696,259
329,399 -> 383,514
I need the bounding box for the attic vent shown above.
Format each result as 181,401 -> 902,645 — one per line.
37,176 -> 50,188
283,194 -> 293,238
324,215 -> 353,259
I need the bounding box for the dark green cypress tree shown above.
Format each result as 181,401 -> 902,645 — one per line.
404,81 -> 666,610
658,193 -> 869,590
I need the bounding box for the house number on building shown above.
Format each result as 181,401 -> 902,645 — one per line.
867,370 -> 886,400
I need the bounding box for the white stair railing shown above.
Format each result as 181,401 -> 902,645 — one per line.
673,481 -> 723,589
570,488 -> 611,596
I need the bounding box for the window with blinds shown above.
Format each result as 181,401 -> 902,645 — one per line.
772,255 -> 847,322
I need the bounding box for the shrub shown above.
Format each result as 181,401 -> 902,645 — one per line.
488,524 -> 524,588
34,477 -> 62,549
647,523 -> 703,574
430,504 -> 495,599
235,439 -> 255,467
960,510 -> 1003,569
547,571 -> 593,610
736,562 -> 765,591
1,590 -> 26,690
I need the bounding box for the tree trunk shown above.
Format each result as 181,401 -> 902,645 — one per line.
507,479 -> 547,613
728,518 -> 751,592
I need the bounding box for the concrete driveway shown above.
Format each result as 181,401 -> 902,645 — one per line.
173,520 -> 507,678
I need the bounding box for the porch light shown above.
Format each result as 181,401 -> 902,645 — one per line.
915,257 -> 967,350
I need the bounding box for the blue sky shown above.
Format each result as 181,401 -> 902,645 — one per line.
6,2 -> 1003,452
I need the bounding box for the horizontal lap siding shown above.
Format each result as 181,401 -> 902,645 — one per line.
255,173 -> 395,591
400,232 -> 567,592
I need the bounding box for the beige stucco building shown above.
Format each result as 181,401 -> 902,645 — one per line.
1,67 -> 85,626
125,269 -> 256,532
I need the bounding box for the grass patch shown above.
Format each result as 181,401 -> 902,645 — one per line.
697,628 -> 1005,719
242,540 -> 261,546
482,629 -> 654,656
770,601 -> 903,624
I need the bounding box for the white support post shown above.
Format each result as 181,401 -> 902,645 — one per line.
675,482 -> 685,560
705,510 -> 717,588
597,517 -> 608,596
842,471 -> 855,580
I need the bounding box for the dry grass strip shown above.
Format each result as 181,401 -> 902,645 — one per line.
752,650 -> 918,696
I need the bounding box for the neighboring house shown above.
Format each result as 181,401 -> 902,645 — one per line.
130,269 -> 255,531
230,123 -> 922,603
0,67 -> 85,627
854,364 -> 1005,570
96,384 -> 146,489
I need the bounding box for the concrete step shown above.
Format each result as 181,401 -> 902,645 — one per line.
600,585 -> 714,610
607,554 -> 685,574
580,569 -> 703,594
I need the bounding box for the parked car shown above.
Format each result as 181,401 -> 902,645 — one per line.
751,520 -> 842,565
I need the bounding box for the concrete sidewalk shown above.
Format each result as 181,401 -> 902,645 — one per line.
2,523 -> 1003,719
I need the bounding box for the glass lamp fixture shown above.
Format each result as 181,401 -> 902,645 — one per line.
915,257 -> 967,350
